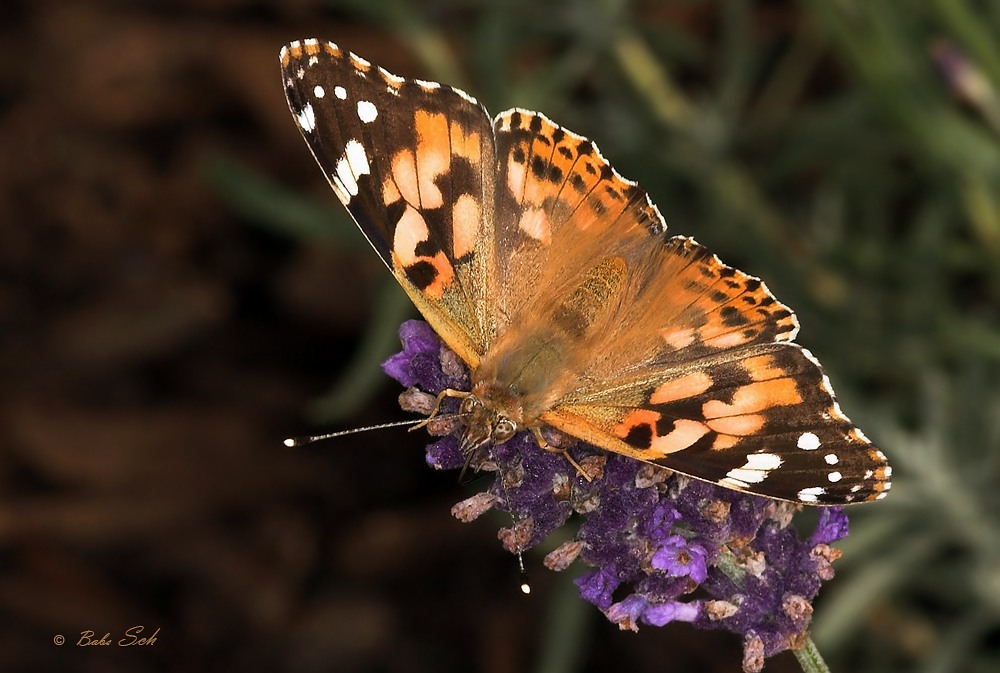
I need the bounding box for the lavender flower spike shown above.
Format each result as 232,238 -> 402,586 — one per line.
384,321 -> 852,673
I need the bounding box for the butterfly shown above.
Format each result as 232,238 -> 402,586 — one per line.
279,39 -> 891,505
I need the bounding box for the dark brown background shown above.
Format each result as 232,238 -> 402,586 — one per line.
5,1 -> 998,672
1,3 -> 768,672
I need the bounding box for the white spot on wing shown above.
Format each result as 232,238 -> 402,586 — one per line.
744,452 -> 782,471
720,476 -> 750,490
344,138 -> 370,177
824,453 -> 839,465
296,102 -> 316,133
313,85 -> 325,98
357,100 -> 378,123
725,468 -> 767,485
308,55 -> 318,66
416,78 -> 441,90
797,486 -> 825,502
333,139 -> 371,200
797,432 -> 821,451
334,86 -> 347,100
724,452 -> 783,486
329,176 -> 349,204
827,471 -> 843,483
335,161 -> 359,199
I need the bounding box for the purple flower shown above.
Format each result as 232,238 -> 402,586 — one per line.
651,535 -> 709,583
384,321 -> 850,672
382,320 -> 467,392
810,506 -> 850,546
604,594 -> 648,629
642,599 -> 701,627
604,594 -> 701,630
575,569 -> 619,610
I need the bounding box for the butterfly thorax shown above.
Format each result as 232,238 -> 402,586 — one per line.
460,253 -> 633,451
461,324 -> 582,451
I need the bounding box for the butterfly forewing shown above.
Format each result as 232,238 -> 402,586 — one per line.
279,39 -> 891,505
280,39 -> 497,364
490,110 -> 666,335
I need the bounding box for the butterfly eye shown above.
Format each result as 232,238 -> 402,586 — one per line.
493,418 -> 517,443
459,395 -> 478,415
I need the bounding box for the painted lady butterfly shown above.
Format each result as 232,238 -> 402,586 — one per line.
279,39 -> 891,505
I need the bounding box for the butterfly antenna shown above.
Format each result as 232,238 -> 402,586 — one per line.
284,418 -> 437,447
518,549 -> 531,595
488,446 -> 532,595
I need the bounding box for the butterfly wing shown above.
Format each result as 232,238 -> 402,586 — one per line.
487,110 -> 664,337
487,110 -> 889,504
280,39 -> 498,366
281,43 -> 891,505
542,342 -> 890,503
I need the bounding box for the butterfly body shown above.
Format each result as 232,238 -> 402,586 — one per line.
280,39 -> 891,505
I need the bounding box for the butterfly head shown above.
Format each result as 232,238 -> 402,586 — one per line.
458,388 -> 520,455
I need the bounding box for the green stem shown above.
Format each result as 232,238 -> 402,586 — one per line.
716,549 -> 833,673
793,636 -> 832,673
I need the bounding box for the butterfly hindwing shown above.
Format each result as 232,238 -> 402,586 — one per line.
543,342 -> 890,503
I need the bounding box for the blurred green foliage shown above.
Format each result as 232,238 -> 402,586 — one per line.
215,1 -> 1000,671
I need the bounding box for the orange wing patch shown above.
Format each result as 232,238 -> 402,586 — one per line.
391,207 -> 455,299
378,109 -> 488,297
702,379 -> 799,429
496,109 -> 665,243
650,371 -> 713,404
613,410 -> 709,456
650,237 -> 800,361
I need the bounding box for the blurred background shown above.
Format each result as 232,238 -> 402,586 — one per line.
2,1 -> 999,672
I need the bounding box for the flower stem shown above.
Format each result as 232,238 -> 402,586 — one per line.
793,636 -> 832,673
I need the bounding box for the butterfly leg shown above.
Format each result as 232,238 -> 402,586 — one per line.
530,427 -> 593,482
408,388 -> 470,431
